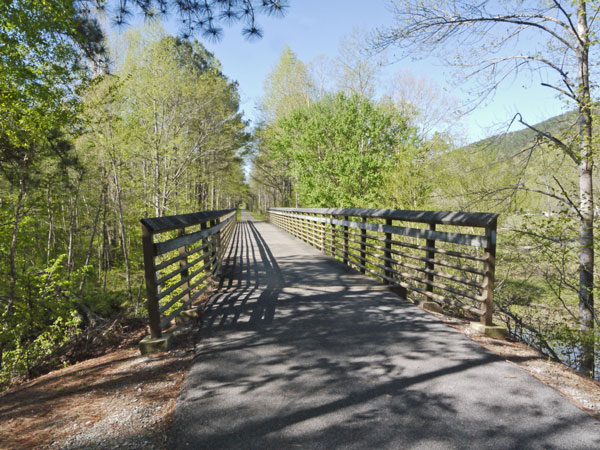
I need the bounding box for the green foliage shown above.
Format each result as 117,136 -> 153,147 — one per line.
262,93 -> 420,207
250,43 -> 448,213
545,325 -> 600,376
104,0 -> 287,41
252,48 -> 599,374
0,0 -> 103,184
261,46 -> 315,123
0,255 -> 83,384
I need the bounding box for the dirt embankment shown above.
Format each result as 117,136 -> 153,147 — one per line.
0,324 -> 197,449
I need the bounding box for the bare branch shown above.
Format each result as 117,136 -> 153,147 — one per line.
466,54 -> 575,92
507,228 -> 576,244
515,113 -> 579,164
493,185 -> 570,206
540,82 -> 577,102
552,0 -> 582,43
552,175 -> 584,221
381,7 -> 576,53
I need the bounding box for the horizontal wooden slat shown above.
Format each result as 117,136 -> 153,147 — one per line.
272,210 -> 492,320
157,254 -> 216,300
155,214 -> 234,256
270,211 -> 488,248
159,273 -> 211,313
156,252 -> 211,286
141,208 -> 238,335
343,241 -> 483,288
342,255 -> 485,316
342,235 -> 485,276
159,283 -> 211,328
345,251 -> 484,302
158,216 -> 234,314
154,236 -> 216,271
269,207 -> 498,228
342,228 -> 487,262
141,209 -> 235,233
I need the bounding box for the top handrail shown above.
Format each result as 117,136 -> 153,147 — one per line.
140,208 -> 235,233
268,207 -> 498,228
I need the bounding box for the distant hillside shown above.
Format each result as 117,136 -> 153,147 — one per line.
465,110 -> 578,155
430,109 -> 585,213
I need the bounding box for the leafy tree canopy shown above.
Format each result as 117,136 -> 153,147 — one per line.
0,1 -> 105,184
265,93 -> 419,207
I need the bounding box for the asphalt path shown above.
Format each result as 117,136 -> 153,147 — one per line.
167,211 -> 600,449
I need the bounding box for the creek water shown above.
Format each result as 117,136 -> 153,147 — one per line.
512,328 -> 600,380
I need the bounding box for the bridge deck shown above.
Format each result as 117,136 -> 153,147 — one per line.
168,211 -> 599,449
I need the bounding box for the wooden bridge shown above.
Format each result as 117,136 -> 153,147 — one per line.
139,209 -> 599,449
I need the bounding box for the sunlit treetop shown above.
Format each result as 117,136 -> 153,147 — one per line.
90,0 -> 288,41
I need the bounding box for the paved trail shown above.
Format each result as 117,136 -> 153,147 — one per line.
168,211 -> 599,449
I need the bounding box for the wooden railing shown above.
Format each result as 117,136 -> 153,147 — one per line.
268,208 -> 498,325
140,209 -> 236,338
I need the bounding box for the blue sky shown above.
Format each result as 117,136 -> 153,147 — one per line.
112,0 -> 568,143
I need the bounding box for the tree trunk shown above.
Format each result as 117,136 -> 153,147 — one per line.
143,159 -> 149,216
154,149 -> 161,217
101,184 -> 109,293
46,185 -> 54,264
79,175 -> 107,293
110,157 -> 133,303
66,175 -> 82,278
7,178 -> 25,318
2,178 -> 25,372
577,0 -> 595,376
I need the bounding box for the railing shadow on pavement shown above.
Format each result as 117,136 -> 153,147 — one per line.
202,219 -> 284,332
197,218 -> 486,365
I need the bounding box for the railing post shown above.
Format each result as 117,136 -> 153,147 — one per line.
294,213 -> 298,237
360,217 -> 367,273
292,213 -> 297,237
211,218 -> 220,276
384,218 -> 392,284
141,222 -> 161,339
178,227 -> 191,308
343,215 -> 349,265
201,221 -> 210,276
481,222 -> 497,326
330,214 -> 336,257
321,214 -> 326,252
425,223 -> 436,293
